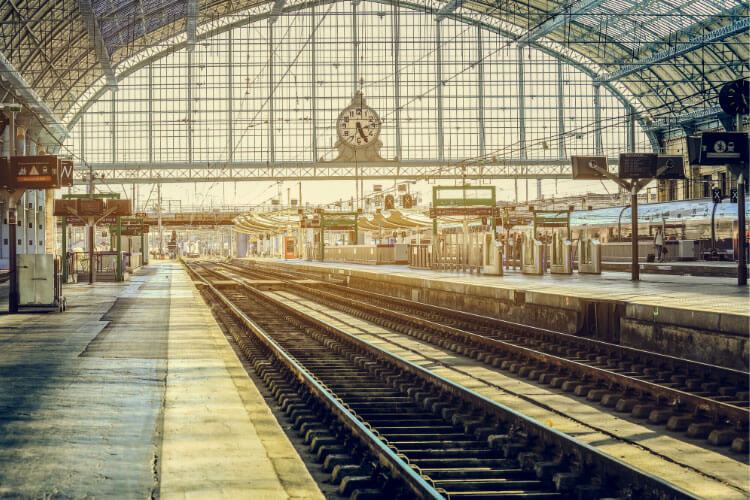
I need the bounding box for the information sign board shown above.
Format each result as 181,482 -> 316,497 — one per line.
429,206 -> 500,218
106,199 -> 132,216
655,155 -> 685,179
78,198 -> 105,216
699,132 -> 748,166
571,156 -> 607,179
11,155 -> 59,189
619,153 -> 657,179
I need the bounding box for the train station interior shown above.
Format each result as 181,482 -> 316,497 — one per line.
0,0 -> 747,498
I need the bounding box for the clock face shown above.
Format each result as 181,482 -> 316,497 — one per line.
719,79 -> 749,116
336,106 -> 381,149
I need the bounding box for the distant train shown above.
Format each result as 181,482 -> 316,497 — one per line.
565,197 -> 750,261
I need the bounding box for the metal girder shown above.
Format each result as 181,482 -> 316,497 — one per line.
436,0 -> 463,22
645,105 -> 724,132
78,0 -> 117,89
268,0 -> 287,24
186,0 -> 199,49
0,50 -> 68,144
597,18 -> 750,83
69,158 -> 623,185
517,0 -> 608,47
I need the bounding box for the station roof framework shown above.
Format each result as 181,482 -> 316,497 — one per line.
0,0 -> 745,181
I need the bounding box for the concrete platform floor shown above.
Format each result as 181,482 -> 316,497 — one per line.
0,261 -> 323,499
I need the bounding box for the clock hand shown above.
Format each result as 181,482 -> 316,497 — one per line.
356,122 -> 368,141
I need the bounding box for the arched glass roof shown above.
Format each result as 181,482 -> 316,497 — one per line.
0,0 -> 746,136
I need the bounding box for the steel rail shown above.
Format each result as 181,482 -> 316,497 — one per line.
228,261 -> 749,427
194,260 -> 700,499
185,262 -> 445,500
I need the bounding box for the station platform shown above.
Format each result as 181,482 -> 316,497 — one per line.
238,258 -> 750,370
0,262 -> 323,499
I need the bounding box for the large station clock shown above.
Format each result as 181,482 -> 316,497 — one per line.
331,92 -> 386,162
718,78 -> 749,116
336,92 -> 382,149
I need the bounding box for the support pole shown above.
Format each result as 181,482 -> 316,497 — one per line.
62,216 -> 68,283
738,171 -> 746,286
8,198 -> 17,312
116,216 -> 122,281
8,107 -> 18,313
631,184 -> 639,282
89,222 -> 95,284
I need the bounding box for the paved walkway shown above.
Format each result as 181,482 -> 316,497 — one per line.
0,262 -> 323,499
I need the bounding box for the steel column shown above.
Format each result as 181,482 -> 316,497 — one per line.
593,83 -> 602,155
557,59 -> 566,159
267,22 -> 275,164
310,7 -> 318,161
477,26 -> 486,158
187,49 -> 193,165
352,0 -> 360,94
228,31 -> 234,162
517,47 -> 528,200
392,5 -> 402,159
436,21 -> 445,162
148,63 -> 153,164
111,90 -> 116,163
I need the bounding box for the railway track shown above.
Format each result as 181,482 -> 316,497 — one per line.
186,259 -> 696,499
220,260 -> 750,453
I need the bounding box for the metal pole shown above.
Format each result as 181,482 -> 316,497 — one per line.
8,108 -> 18,313
631,185 -> 639,281
88,163 -> 95,285
738,171 -> 747,286
62,216 -> 68,283
157,183 -> 163,258
89,223 -> 95,284
116,216 -> 122,281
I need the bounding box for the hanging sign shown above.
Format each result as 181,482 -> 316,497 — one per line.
571,156 -> 608,179
699,132 -> 748,166
655,155 -> 685,179
619,153 -> 657,179
11,155 -> 59,189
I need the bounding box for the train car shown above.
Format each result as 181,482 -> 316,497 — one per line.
568,197 -> 750,261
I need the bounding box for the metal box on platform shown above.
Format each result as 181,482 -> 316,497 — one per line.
18,254 -> 65,311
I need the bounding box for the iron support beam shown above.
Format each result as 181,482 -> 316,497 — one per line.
70,158 -> 625,185
111,90 -> 116,163
268,0 -> 287,24
436,0 -> 463,22
78,0 -> 118,89
148,63 -> 153,164
597,18 -> 750,83
352,0 -> 360,94
645,105 -> 725,132
518,47 -> 528,200
477,26 -> 486,158
186,0 -> 199,49
310,6 -> 318,161
557,59 -> 566,159
436,21 -> 445,162
228,31 -> 234,162
187,49 -> 193,164
267,21 -> 275,164
593,82 -> 602,154
517,0 -> 607,47
0,51 -> 67,143
392,5 -> 402,159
